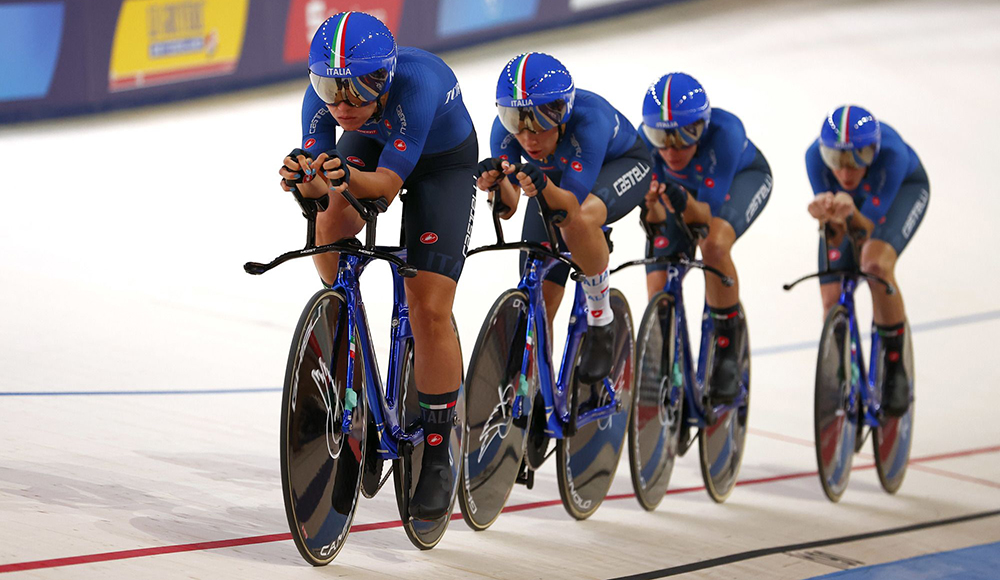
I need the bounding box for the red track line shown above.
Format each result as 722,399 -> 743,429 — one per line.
2,444 -> 998,574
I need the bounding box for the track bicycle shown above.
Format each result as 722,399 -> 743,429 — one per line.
783,223 -> 913,501
613,210 -> 750,508
458,193 -> 634,528
245,186 -> 463,565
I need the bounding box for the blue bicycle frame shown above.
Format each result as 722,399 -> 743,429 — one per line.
657,261 -> 747,431
836,276 -> 886,434
335,248 -> 424,459
509,253 -> 621,440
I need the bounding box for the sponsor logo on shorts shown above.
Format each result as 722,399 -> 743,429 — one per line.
744,175 -> 773,223
500,154 -> 508,161
829,249 -> 841,261
303,138 -> 315,149
717,336 -> 730,348
394,139 -> 406,151
420,232 -> 438,244
654,236 -> 669,249
571,161 -> 583,172
346,156 -> 365,167
888,351 -> 900,362
613,161 -> 650,197
427,433 -> 443,446
901,188 -> 929,239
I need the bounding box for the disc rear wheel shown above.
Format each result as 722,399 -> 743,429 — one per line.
556,289 -> 634,520
873,321 -> 914,494
698,305 -> 750,503
393,319 -> 464,549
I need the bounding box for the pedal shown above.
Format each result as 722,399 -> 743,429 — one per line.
515,462 -> 534,489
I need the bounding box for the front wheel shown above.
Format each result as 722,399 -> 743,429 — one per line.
814,305 -> 857,502
629,292 -> 684,511
556,288 -> 634,520
459,290 -> 533,531
698,304 -> 750,503
873,321 -> 914,494
280,289 -> 367,566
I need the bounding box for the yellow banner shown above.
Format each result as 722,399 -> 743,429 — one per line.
109,0 -> 249,92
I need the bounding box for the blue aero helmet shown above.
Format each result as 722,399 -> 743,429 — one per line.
308,11 -> 396,106
641,72 -> 711,148
495,52 -> 575,134
819,105 -> 881,170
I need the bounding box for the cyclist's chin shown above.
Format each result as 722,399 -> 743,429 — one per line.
334,116 -> 368,132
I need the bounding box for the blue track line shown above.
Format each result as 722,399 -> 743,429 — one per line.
3,308 -> 998,398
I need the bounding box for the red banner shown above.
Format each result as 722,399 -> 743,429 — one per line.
283,0 -> 404,64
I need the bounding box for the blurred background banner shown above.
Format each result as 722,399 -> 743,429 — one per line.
0,0 -> 682,124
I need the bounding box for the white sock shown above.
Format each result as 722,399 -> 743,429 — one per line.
582,267 -> 614,327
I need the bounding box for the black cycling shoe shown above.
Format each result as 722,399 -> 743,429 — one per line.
708,315 -> 743,405
880,353 -> 910,417
577,323 -> 615,385
408,455 -> 453,521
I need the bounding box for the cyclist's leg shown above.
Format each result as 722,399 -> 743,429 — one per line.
704,151 -> 772,400
703,151 -> 773,308
312,133 -> 381,284
567,140 -> 652,382
863,163 -> 929,414
399,132 -> 478,519
863,162 -> 930,326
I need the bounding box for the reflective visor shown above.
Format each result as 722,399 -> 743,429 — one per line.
497,99 -> 568,134
310,69 -> 388,107
642,120 -> 706,149
819,143 -> 877,170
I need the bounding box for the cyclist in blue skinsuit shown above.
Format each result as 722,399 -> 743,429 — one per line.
806,105 -> 929,416
277,12 -> 476,520
475,52 -> 651,385
639,72 -> 772,405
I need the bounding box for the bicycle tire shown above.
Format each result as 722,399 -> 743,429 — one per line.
698,304 -> 750,503
556,288 -> 634,520
459,289 -> 534,531
814,305 -> 857,502
874,321 -> 914,494
392,317 -> 464,550
628,292 -> 683,511
280,289 -> 367,566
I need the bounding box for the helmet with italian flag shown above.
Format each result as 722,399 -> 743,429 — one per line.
495,52 -> 575,134
307,12 -> 396,106
818,105 -> 881,169
641,72 -> 710,148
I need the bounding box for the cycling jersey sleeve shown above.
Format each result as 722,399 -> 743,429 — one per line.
376,64 -> 438,180
805,140 -> 835,195
859,149 -> 908,222
697,122 -> 747,205
300,86 -> 338,155
490,117 -> 524,162
559,116 -> 612,202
